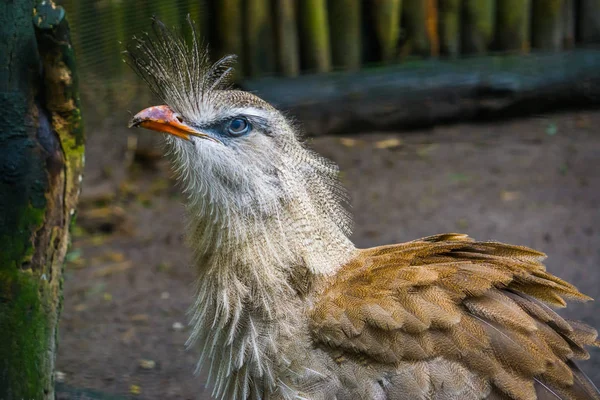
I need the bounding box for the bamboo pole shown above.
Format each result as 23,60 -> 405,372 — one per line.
579,0 -> 600,43
329,0 -> 362,70
274,0 -> 300,77
562,0 -> 575,48
403,0 -> 439,56
462,0 -> 495,54
371,0 -> 402,63
496,0 -> 531,52
184,0 -> 209,45
215,0 -> 244,78
245,0 -> 275,77
298,0 -> 332,72
152,0 -> 180,31
532,0 -> 562,51
439,0 -> 461,57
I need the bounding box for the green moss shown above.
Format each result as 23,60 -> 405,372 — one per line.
0,267 -> 53,397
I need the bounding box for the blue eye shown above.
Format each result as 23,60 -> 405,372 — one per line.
227,118 -> 251,136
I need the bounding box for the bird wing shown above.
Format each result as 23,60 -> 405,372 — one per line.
310,233 -> 600,400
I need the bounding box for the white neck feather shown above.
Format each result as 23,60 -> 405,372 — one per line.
170,139 -> 356,399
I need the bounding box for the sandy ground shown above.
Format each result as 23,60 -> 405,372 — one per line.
56,109 -> 600,399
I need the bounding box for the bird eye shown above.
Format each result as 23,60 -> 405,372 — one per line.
227,118 -> 251,136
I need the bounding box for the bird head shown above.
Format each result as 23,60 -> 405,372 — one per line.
126,19 -> 352,253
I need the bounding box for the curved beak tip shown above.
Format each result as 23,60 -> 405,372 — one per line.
127,105 -> 220,143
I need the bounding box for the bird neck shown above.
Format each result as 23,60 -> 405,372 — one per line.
185,197 -> 356,398
186,195 -> 356,316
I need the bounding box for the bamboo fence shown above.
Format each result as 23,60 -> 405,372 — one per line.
58,0 -> 600,82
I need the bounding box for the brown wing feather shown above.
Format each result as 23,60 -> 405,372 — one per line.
310,234 -> 600,400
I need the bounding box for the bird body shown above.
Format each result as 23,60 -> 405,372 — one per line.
127,20 -> 599,400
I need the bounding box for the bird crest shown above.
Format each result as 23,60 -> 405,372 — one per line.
124,17 -> 236,121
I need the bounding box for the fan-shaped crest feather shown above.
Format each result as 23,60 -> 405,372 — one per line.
124,16 -> 236,119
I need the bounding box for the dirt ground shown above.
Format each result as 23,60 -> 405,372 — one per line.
56,109 -> 600,399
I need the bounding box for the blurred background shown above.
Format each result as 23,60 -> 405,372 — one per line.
53,1 -> 600,399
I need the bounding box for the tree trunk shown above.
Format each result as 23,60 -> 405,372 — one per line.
0,1 -> 84,399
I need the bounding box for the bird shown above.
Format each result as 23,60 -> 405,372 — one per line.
126,19 -> 600,400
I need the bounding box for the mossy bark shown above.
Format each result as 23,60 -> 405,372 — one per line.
532,0 -> 563,51
0,1 -> 84,399
329,0 -> 362,70
274,0 -> 300,77
496,0 -> 531,52
462,0 -> 495,54
439,0 -> 461,57
298,0 -> 332,73
371,0 -> 402,63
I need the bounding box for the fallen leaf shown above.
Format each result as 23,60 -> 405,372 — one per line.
92,261 -> 132,278
74,304 -> 87,312
102,292 -> 113,302
157,262 -> 172,272
129,385 -> 141,395
104,251 -> 125,262
55,371 -> 66,383
374,138 -> 403,150
130,314 -> 149,322
139,359 -> 156,370
172,322 -> 185,331
339,138 -> 363,147
501,191 -> 520,202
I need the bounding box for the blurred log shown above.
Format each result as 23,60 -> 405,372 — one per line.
439,0 -> 461,57
243,49 -> 600,135
371,0 -> 402,63
215,0 -> 244,78
403,0 -> 439,56
274,0 -> 300,76
299,0 -> 332,72
496,0 -> 531,52
462,0 -> 495,54
329,0 -> 362,69
562,0 -> 575,49
245,0 -> 275,77
1,1 -> 84,398
532,0 -> 563,51
579,0 -> 600,43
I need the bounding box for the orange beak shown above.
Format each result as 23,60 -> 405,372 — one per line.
128,105 -> 219,142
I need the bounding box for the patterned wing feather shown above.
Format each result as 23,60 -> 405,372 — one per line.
310,234 -> 600,400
